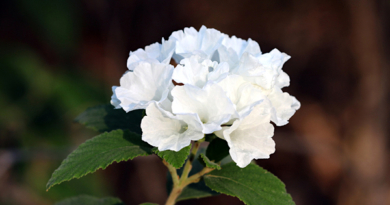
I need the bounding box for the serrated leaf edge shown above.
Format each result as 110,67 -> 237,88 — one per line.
200,154 -> 221,170
203,164 -> 295,205
46,130 -> 152,191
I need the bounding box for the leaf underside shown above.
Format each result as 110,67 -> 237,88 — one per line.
54,195 -> 125,205
204,162 -> 295,205
46,130 -> 153,190
75,104 -> 143,134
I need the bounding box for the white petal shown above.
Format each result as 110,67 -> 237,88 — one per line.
257,49 -> 290,73
275,70 -> 290,88
170,26 -> 224,61
222,35 -> 248,56
116,62 -> 174,112
141,103 -> 203,151
199,26 -> 224,56
127,40 -> 175,70
221,103 -> 275,168
127,49 -> 159,71
171,83 -> 236,134
159,38 -> 176,64
218,36 -> 261,69
243,38 -> 261,57
144,42 -> 161,59
217,45 -> 240,70
172,55 -> 209,87
110,86 -> 121,109
207,62 -> 229,83
235,52 -> 278,89
268,88 -> 301,126
218,75 -> 265,119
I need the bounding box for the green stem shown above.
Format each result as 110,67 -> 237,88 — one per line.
163,159 -> 179,186
181,167 -> 214,187
165,140 -> 211,205
179,141 -> 201,184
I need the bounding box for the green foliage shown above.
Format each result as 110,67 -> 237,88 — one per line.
177,181 -> 218,202
46,130 -> 153,190
206,137 -> 230,162
55,195 -> 124,205
204,162 -> 295,205
199,154 -> 221,170
153,145 -> 191,169
75,104 -> 143,134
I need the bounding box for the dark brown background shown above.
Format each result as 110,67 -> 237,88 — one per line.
0,0 -> 389,205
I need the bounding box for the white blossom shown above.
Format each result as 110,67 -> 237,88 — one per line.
127,38 -> 175,71
268,87 -> 301,126
217,35 -> 261,69
169,26 -> 224,62
111,25 -> 300,168
215,102 -> 275,168
171,83 -> 236,134
141,103 -> 203,151
113,61 -> 174,112
110,86 -> 121,109
172,55 -> 229,88
217,75 -> 265,119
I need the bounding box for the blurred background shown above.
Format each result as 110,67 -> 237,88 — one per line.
1,0 -> 389,204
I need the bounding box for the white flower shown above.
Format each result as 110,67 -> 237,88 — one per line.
217,75 -> 265,119
268,87 -> 301,126
217,35 -> 261,69
110,86 -> 121,109
127,38 -> 175,71
141,103 -> 203,151
111,25 -> 300,167
171,83 -> 236,134
169,26 -> 224,62
172,55 -> 229,88
215,102 -> 275,168
113,61 -> 174,112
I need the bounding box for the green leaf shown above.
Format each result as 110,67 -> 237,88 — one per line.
199,154 -> 221,170
153,145 -> 191,169
206,137 -> 229,162
55,195 -> 125,205
47,130 -> 153,190
177,180 -> 218,202
204,163 -> 295,205
75,104 -> 143,134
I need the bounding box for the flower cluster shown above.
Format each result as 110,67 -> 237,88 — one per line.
111,26 -> 300,168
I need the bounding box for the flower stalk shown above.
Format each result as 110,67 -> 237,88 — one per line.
165,140 -> 212,205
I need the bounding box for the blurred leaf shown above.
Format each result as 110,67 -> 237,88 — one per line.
153,145 -> 191,169
55,195 -> 124,205
199,154 -> 221,170
46,130 -> 153,190
206,137 -> 229,162
204,162 -> 295,205
75,105 -> 143,134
